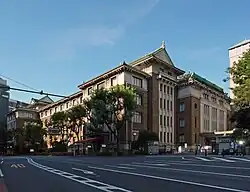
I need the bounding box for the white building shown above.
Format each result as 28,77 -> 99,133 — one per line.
229,39 -> 250,99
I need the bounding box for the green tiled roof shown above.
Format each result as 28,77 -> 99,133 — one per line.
192,73 -> 224,93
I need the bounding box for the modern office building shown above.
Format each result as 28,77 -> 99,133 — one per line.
38,41 -> 232,150
229,39 -> 250,99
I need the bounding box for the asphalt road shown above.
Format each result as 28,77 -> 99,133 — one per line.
1,155 -> 250,192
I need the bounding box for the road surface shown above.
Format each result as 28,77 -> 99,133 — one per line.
1,155 -> 250,192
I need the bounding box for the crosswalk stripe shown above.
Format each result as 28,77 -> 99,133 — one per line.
195,157 -> 212,161
228,157 -> 250,162
212,157 -> 235,162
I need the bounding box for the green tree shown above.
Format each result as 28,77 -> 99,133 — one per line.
66,105 -> 87,141
87,85 -> 136,153
23,121 -> 47,150
135,130 -> 159,150
227,49 -> 250,107
50,111 -> 67,143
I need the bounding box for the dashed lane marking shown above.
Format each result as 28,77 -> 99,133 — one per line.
88,166 -> 248,192
72,168 -> 96,175
228,157 -> 250,162
27,158 -> 132,192
0,168 -> 3,177
195,157 -> 213,161
212,157 -> 235,162
105,165 -> 135,170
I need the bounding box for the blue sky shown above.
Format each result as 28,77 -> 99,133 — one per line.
1,0 -> 250,102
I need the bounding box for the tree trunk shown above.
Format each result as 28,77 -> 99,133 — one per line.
116,130 -> 120,156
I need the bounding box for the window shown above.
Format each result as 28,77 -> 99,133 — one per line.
160,132 -> 163,142
80,97 -> 83,103
73,99 -> 76,106
55,107 -> 58,113
40,112 -> 43,118
163,132 -> 166,143
170,101 -> 172,111
66,102 -> 69,108
167,116 -> 169,126
203,93 -> 209,99
111,77 -> 117,86
170,133 -> 172,143
170,87 -> 173,95
163,116 -> 166,126
164,85 -> 166,93
160,115 -> 162,125
211,97 -> 217,103
160,84 -> 163,91
179,134 -> 185,143
160,98 -> 162,108
88,87 -> 93,95
167,86 -> 169,94
170,116 -> 172,127
97,82 -> 105,89
132,112 -> 142,123
163,99 -> 166,109
168,72 -> 172,76
167,133 -> 169,143
50,109 -> 52,115
219,100 -> 223,106
195,117 -> 197,128
179,119 -> 185,127
45,111 -> 47,116
180,103 -> 185,112
132,76 -> 142,88
60,105 -> 63,111
194,103 -> 197,109
136,94 -> 142,105
167,100 -> 169,110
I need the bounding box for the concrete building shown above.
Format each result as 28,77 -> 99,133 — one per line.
229,39 -> 250,99
176,73 -> 231,149
9,99 -> 29,112
6,96 -> 54,131
38,41 -> 231,151
0,78 -> 9,125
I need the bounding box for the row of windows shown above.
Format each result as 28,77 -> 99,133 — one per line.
160,115 -> 173,127
160,98 -> 173,111
179,103 -> 198,112
160,84 -> 173,95
203,93 -> 224,106
159,131 -> 173,143
41,96 -> 83,118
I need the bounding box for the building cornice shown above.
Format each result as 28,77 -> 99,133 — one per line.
77,64 -> 150,90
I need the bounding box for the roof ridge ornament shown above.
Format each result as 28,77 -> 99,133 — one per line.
161,40 -> 165,49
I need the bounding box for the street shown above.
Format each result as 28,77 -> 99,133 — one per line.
1,155 -> 250,192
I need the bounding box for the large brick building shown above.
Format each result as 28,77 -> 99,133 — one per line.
38,41 -> 231,150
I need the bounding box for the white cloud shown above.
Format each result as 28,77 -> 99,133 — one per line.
46,0 -> 160,60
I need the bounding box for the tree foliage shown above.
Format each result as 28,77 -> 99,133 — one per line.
50,111 -> 67,142
86,85 -> 137,152
136,130 -> 159,149
227,49 -> 250,107
66,105 -> 87,141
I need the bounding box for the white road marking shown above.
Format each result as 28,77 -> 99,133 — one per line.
88,166 -> 248,192
123,164 -> 250,179
17,164 -> 25,168
195,157 -> 213,161
212,157 -> 235,162
27,158 -> 131,192
166,162 -> 250,170
132,162 -> 168,166
0,161 -> 3,164
0,168 -> 3,177
72,168 -> 95,175
105,165 -> 135,170
228,157 -> 250,162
